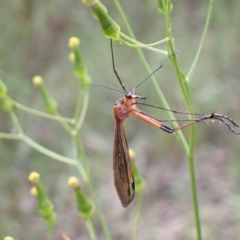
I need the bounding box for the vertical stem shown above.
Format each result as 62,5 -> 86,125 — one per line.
131,192 -> 143,240
164,1 -> 202,239
73,132 -> 112,240
48,224 -> 53,240
85,219 -> 97,240
188,130 -> 202,240
187,0 -> 215,81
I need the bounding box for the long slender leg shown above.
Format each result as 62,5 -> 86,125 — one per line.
110,40 -> 127,93
134,101 -> 206,116
133,110 -> 240,134
133,55 -> 172,93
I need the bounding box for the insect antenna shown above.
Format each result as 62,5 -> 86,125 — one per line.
81,83 -> 125,94
93,60 -> 123,91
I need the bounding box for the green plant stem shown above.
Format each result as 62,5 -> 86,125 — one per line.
57,114 -> 73,135
12,98 -> 74,135
75,88 -> 89,130
163,1 -> 201,239
120,33 -> 168,54
112,0 -> 189,152
70,82 -> 112,239
0,133 -> 22,139
12,99 -> 75,124
188,129 -> 202,240
9,110 -> 87,177
131,191 -> 143,240
9,111 -> 23,134
8,108 -> 89,180
23,135 -> 76,164
74,88 -> 84,120
74,132 -> 112,240
85,219 -> 97,240
86,178 -> 112,240
186,0 -> 215,81
120,32 -> 168,48
48,224 -> 53,240
73,132 -> 88,172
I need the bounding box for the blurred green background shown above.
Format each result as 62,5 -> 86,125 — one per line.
1,0 -> 240,239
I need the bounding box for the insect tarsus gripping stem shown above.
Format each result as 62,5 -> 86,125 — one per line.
209,113 -> 240,134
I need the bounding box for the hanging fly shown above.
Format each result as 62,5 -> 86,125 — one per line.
110,40 -> 240,207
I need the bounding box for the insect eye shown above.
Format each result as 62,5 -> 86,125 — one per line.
126,92 -> 132,98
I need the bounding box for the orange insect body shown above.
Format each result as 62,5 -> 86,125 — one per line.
114,95 -> 137,121
113,94 -> 167,207
114,95 -> 165,129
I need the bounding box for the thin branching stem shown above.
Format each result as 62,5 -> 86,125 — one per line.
112,0 -> 189,152
187,0 -> 215,81
12,99 -> 75,124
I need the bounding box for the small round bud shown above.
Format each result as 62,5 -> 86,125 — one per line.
32,76 -> 43,87
129,149 -> 135,161
68,177 -> 79,188
30,186 -> 38,196
28,172 -> 40,183
68,37 -> 80,49
4,237 -> 15,240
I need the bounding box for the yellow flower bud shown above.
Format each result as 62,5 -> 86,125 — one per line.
34,82 -> 58,114
30,186 -> 38,196
68,37 -> 80,49
30,176 -> 56,226
129,149 -> 135,160
75,186 -> 95,220
28,172 -> 40,183
4,237 -> 15,240
68,176 -> 79,188
32,75 -> 43,87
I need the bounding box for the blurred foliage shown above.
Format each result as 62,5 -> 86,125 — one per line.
0,0 -> 240,239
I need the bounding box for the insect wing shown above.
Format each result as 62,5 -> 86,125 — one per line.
113,122 -> 135,207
